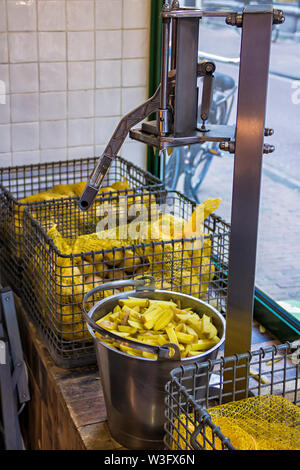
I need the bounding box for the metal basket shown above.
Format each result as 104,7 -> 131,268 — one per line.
164,342 -> 300,450
0,155 -> 162,295
20,189 -> 230,368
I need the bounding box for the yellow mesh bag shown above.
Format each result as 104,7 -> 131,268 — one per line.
173,395 -> 300,450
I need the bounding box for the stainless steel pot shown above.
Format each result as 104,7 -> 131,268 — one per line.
83,276 -> 225,450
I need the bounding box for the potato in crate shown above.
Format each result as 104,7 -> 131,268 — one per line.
21,189 -> 230,368
0,155 -> 162,294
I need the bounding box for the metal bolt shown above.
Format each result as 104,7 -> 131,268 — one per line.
226,13 -> 243,27
205,63 -> 214,74
263,144 -> 275,154
264,128 -> 274,137
219,141 -> 236,154
273,9 -> 285,25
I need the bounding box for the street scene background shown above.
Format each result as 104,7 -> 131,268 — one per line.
164,9 -> 300,308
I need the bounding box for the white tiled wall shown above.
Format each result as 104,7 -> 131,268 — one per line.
0,0 -> 151,169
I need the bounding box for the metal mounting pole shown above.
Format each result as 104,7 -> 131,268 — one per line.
224,6 -> 274,358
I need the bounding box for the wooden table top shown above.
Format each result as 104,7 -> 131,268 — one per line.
14,295 -> 282,451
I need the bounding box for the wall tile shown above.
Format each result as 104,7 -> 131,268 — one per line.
96,30 -> 122,60
68,61 -> 94,90
95,88 -> 121,116
0,34 -> 8,63
11,93 -> 39,123
0,98 -> 10,124
0,124 -> 11,153
1,0 -> 150,169
68,118 -> 94,146
11,122 -> 39,152
121,86 -> 147,115
8,33 -> 37,63
122,29 -> 149,59
12,150 -> 40,166
10,63 -> 38,93
68,145 -> 94,160
7,0 -> 37,32
96,60 -> 121,88
38,1 -> 66,31
122,58 -> 147,87
95,116 -> 119,145
0,153 -> 12,167
120,141 -> 147,169
39,32 -> 66,61
40,92 -> 67,120
95,144 -> 105,155
67,32 -> 94,61
67,0 -> 94,31
123,0 -> 150,29
95,0 -> 122,30
68,90 -> 94,118
0,65 -> 9,94
40,120 -> 67,149
40,62 -> 67,91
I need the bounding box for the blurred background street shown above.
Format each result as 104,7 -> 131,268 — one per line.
165,18 -> 300,306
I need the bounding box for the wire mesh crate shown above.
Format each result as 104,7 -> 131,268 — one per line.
164,342 -> 300,450
0,155 -> 162,295
21,189 -> 230,368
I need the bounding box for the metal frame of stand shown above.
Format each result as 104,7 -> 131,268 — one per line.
78,2 -> 285,362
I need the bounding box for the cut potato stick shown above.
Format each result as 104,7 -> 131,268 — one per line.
96,297 -> 221,359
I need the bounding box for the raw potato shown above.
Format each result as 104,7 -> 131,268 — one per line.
107,268 -> 128,281
95,297 -> 221,359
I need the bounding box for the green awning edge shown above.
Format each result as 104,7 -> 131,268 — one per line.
147,0 -> 163,178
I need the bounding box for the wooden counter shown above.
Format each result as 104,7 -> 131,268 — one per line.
15,295 -> 279,451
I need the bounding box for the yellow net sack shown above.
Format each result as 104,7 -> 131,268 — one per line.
173,395 -> 300,450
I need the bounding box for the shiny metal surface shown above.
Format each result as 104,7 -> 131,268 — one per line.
84,279 -> 225,450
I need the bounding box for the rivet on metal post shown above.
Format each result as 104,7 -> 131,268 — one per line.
219,141 -> 236,154
264,128 -> 274,137
263,144 -> 275,154
273,9 -> 285,25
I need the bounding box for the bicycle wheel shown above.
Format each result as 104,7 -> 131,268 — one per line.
164,147 -> 183,191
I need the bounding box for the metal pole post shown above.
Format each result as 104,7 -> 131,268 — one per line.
224,6 -> 274,358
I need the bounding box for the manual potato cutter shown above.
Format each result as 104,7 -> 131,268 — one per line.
78,2 -> 285,359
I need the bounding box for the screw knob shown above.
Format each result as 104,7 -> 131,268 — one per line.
263,144 -> 275,154
273,9 -> 285,25
264,128 -> 274,137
